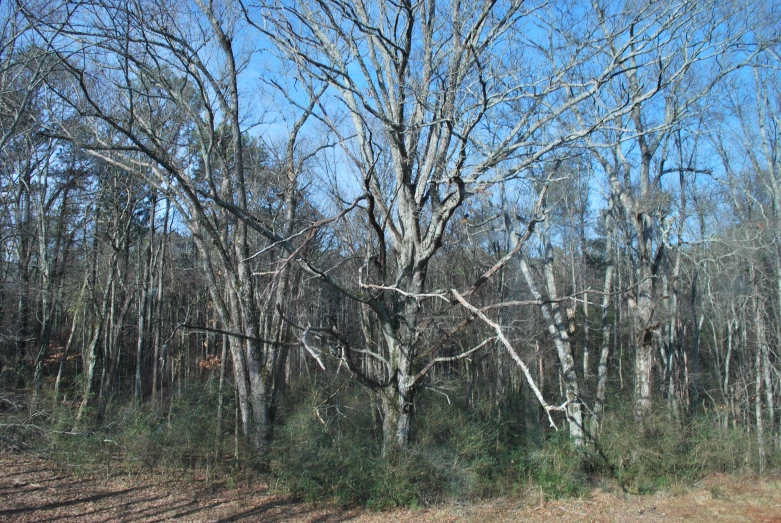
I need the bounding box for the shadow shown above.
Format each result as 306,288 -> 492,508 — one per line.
309,512 -> 360,522
122,498 -> 201,521
1,467 -> 52,478
32,493 -> 170,522
145,500 -> 228,523
46,478 -> 95,489
1,457 -> 363,523
215,498 -> 358,523
215,497 -> 299,522
0,476 -> 126,497
0,484 -> 52,495
0,485 -> 147,517
36,473 -> 79,484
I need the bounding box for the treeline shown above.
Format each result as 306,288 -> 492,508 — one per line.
1,0 -> 781,499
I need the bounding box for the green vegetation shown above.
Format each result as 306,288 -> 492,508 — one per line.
1,0 -> 781,513
3,382 -> 777,509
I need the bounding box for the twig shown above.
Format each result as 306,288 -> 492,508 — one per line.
358,283 -> 450,302
182,323 -> 297,346
557,505 -> 587,516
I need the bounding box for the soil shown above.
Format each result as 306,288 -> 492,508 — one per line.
2,451 -> 781,522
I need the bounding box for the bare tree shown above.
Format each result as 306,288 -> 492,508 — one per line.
564,0 -> 761,422
260,0 -> 649,451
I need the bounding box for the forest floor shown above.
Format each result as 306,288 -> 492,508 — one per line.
2,450 -> 781,522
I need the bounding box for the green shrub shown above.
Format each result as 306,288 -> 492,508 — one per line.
517,431 -> 588,498
595,404 -> 764,493
123,387 -> 221,469
12,375 -> 780,509
271,386 -> 556,507
270,399 -> 441,508
44,381 -> 237,476
685,416 -> 752,474
414,392 -> 530,499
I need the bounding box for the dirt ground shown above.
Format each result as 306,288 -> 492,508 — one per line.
2,451 -> 781,522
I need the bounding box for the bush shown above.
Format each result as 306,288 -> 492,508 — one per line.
413,399 -> 506,499
123,388 -> 221,469
516,431 -> 588,498
595,404 -> 766,493
270,386 -> 573,507
42,381 -> 237,477
270,392 -> 442,508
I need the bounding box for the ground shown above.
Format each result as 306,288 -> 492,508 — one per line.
2,451 -> 781,522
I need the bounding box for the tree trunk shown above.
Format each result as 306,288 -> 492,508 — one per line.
151,200 -> 169,406
520,245 -> 584,447
135,193 -> 157,405
756,338 -> 765,473
592,206 -> 615,434
74,254 -> 118,428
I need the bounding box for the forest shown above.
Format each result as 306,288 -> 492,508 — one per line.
2,0 -> 781,507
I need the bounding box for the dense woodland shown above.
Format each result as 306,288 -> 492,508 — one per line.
2,0 -> 781,503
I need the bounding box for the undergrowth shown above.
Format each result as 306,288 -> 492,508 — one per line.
1,381 -> 778,509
